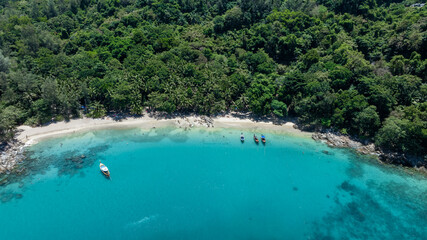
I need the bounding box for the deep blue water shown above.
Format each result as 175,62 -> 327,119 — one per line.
1,127 -> 427,240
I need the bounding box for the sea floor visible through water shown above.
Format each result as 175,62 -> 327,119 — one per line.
1,127 -> 427,240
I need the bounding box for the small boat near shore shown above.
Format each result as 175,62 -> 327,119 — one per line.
99,162 -> 110,178
254,134 -> 259,144
240,133 -> 245,142
261,134 -> 266,144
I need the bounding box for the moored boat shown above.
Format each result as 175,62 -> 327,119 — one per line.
254,134 -> 259,144
261,134 -> 266,144
240,133 -> 245,142
99,162 -> 110,178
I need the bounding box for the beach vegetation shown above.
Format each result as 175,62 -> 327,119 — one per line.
0,0 -> 425,156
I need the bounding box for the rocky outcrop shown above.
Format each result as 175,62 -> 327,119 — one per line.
0,141 -> 25,174
175,116 -> 214,129
312,131 -> 427,171
200,116 -> 214,127
379,152 -> 427,169
312,131 -> 378,156
378,152 -> 409,166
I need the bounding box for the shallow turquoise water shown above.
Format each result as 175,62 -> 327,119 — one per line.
1,127 -> 427,239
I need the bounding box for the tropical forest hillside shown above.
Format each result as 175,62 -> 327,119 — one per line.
0,0 -> 426,156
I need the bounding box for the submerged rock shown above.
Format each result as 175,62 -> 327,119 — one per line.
0,176 -> 8,186
322,150 -> 333,155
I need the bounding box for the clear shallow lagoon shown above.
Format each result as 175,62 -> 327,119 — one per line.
1,127 -> 427,240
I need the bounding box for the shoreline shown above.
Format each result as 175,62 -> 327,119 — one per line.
15,113 -> 310,146
1,112 -> 424,175
0,113 -> 308,175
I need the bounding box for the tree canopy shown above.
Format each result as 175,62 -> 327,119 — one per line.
0,0 -> 425,156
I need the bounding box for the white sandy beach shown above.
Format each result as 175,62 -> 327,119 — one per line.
16,113 -> 310,146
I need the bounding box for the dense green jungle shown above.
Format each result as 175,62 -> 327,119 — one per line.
0,0 -> 425,157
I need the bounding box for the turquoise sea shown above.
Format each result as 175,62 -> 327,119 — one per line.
1,127 -> 427,240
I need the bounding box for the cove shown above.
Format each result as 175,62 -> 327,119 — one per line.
1,127 -> 427,240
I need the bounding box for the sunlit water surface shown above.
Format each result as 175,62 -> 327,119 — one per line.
1,127 -> 426,240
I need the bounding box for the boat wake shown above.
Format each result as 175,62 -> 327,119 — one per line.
127,214 -> 159,227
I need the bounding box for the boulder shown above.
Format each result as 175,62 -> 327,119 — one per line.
312,131 -> 377,156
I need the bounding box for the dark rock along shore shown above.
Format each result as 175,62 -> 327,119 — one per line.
0,118 -> 425,175
311,131 -> 427,172
0,141 -> 25,175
